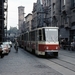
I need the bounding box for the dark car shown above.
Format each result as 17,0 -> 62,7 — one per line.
0,46 -> 4,58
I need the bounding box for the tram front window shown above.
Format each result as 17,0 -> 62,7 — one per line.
44,28 -> 58,42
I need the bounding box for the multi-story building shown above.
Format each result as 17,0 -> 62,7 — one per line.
32,0 -> 44,29
18,0 -> 75,42
42,0 -> 51,26
32,2 -> 37,29
59,0 -> 71,41
70,0 -> 75,40
42,0 -> 51,7
18,6 -> 25,33
0,0 -> 8,44
42,0 -> 75,42
25,13 -> 32,32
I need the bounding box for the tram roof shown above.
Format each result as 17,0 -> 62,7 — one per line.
38,26 -> 58,29
32,26 -> 59,30
22,26 -> 59,34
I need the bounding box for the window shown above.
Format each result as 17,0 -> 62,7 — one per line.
64,0 -> 66,5
74,0 -> 75,7
31,31 -> 35,41
53,3 -> 55,10
43,29 -> 46,41
45,28 -> 58,42
39,30 -> 42,41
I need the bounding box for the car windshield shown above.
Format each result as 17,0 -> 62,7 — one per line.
1,44 -> 8,48
3,42 -> 10,45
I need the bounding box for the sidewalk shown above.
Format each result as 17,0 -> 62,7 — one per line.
59,48 -> 75,58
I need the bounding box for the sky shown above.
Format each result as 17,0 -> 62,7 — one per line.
8,0 -> 37,30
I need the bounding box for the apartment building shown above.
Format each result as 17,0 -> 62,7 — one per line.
18,0 -> 75,42
0,0 -> 8,44
71,0 -> 75,40
42,0 -> 51,26
32,0 -> 44,29
32,2 -> 37,29
42,0 -> 75,41
25,13 -> 32,32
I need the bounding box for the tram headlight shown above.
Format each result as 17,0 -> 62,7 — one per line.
56,47 -> 58,49
46,47 -> 49,50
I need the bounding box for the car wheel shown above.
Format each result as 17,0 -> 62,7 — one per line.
1,54 -> 4,58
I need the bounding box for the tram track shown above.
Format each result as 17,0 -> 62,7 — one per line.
37,57 -> 75,75
47,50 -> 75,72
37,49 -> 75,75
21,48 -> 75,75
59,53 -> 75,59
48,58 -> 75,72
59,50 -> 75,58
59,55 -> 75,65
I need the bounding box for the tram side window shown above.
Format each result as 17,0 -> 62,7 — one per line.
22,35 -> 23,40
24,34 -> 26,41
26,33 -> 29,41
43,29 -> 46,41
31,31 -> 35,41
20,36 -> 21,41
39,30 -> 42,41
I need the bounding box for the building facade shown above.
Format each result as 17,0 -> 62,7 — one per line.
70,0 -> 75,41
32,2 -> 37,29
42,0 -> 51,26
25,13 -> 32,32
18,0 -> 75,42
42,0 -> 75,42
32,0 -> 44,29
0,0 -> 8,44
18,6 -> 25,33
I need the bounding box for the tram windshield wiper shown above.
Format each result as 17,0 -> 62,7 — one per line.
51,36 -> 56,43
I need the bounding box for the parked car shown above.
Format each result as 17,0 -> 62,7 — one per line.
2,42 -> 11,52
0,46 -> 4,58
1,44 -> 10,55
8,41 -> 12,47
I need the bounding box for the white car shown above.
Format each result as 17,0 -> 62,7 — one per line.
0,46 -> 4,58
1,44 -> 10,55
2,42 -> 11,52
8,41 -> 12,47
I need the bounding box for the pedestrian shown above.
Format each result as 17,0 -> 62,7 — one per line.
14,39 -> 18,53
67,39 -> 71,50
70,39 -> 75,51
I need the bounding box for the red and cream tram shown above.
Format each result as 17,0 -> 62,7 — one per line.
18,27 -> 60,57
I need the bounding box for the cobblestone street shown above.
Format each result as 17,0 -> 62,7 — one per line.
0,45 -> 62,75
1,0 -> 75,75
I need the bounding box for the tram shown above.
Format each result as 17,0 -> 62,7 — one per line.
17,27 -> 60,57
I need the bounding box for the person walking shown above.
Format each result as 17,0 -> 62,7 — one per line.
14,39 -> 18,53
71,39 -> 75,51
